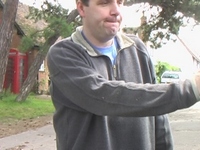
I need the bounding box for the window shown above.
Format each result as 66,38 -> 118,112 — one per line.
39,61 -> 45,71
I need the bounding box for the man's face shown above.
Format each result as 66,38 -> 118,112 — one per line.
77,0 -> 124,43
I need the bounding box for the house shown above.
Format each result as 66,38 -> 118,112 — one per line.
1,0 -> 49,94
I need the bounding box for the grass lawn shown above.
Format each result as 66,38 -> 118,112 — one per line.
0,94 -> 55,123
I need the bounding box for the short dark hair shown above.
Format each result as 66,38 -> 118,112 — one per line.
76,0 -> 89,6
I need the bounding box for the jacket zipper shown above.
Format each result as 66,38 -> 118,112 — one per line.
113,64 -> 117,79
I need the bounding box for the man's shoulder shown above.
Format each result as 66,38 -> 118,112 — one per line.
125,34 -> 143,44
54,37 -> 72,45
118,33 -> 143,45
48,36 -> 81,54
121,33 -> 149,56
125,34 -> 138,39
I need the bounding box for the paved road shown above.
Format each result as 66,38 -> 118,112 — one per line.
168,102 -> 200,150
0,124 -> 56,150
0,102 -> 200,150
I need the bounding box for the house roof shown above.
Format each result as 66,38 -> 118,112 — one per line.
177,36 -> 200,62
0,0 -> 25,36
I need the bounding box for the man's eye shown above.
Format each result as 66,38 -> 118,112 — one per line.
101,1 -> 108,4
118,0 -> 124,5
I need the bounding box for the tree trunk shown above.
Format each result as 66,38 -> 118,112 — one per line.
66,9 -> 79,23
0,0 -> 19,93
15,34 -> 59,102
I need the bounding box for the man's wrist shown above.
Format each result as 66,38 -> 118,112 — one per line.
190,78 -> 200,101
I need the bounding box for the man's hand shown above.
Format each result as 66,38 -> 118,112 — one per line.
194,70 -> 200,95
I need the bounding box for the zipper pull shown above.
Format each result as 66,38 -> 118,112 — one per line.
113,65 -> 117,79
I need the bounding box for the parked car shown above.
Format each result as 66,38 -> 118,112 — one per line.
161,71 -> 185,84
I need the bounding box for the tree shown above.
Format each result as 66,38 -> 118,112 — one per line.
124,0 -> 200,48
15,1 -> 76,102
124,0 -> 200,22
0,0 -> 19,94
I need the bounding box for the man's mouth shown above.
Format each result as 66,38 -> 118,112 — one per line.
105,17 -> 119,23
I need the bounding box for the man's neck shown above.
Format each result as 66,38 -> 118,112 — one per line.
81,29 -> 113,48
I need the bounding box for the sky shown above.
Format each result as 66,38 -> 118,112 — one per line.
19,0 -> 76,11
19,0 -> 200,73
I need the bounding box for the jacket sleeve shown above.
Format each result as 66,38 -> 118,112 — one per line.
47,39 -> 198,117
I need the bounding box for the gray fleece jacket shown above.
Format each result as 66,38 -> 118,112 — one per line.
47,26 -> 200,150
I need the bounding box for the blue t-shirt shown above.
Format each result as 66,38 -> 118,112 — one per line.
81,31 -> 118,64
93,40 -> 117,64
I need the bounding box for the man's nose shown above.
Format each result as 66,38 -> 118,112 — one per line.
110,2 -> 121,16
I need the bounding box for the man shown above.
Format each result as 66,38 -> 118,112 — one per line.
47,0 -> 200,149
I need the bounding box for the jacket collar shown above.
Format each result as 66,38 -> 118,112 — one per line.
71,26 -> 135,56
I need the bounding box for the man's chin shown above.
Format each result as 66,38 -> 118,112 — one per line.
107,28 -> 119,36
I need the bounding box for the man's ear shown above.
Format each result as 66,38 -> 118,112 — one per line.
77,1 -> 85,17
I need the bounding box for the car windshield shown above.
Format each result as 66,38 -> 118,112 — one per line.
162,73 -> 179,79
